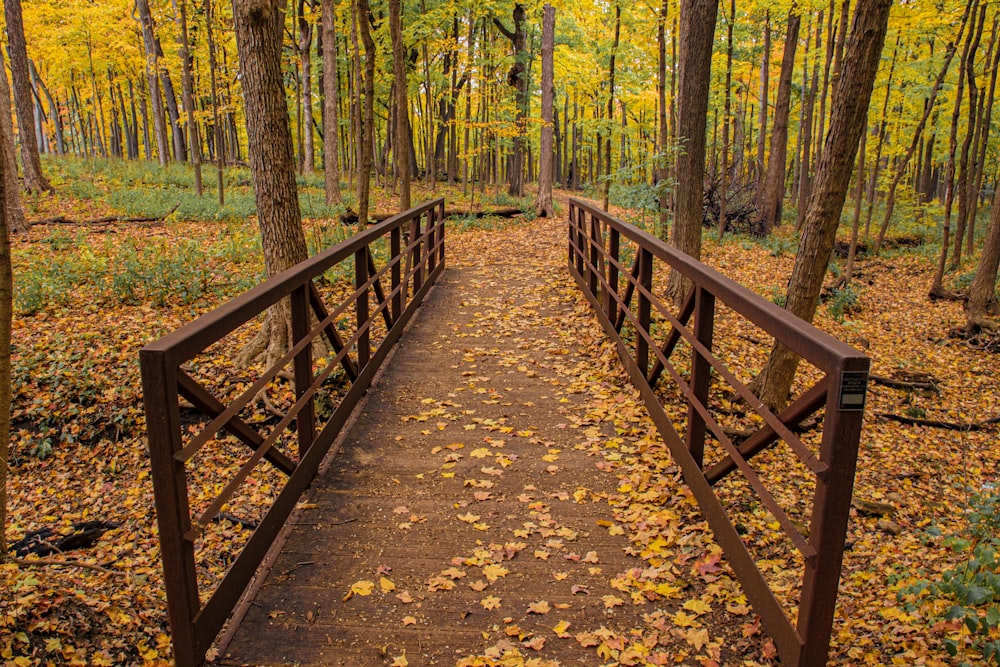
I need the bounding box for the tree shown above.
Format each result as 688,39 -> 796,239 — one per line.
495,4 -> 528,198
536,4 -> 555,218
601,2 -> 621,212
0,49 -> 27,234
0,105 -> 10,560
172,0 -> 203,195
136,0 -> 171,165
669,0 -> 719,299
758,10 -> 800,234
964,189 -> 1000,330
4,0 -> 52,193
754,0 -> 893,410
298,0 -> 316,173
232,0 -> 311,366
321,0 -> 344,204
355,0 -> 376,224
389,0 -> 410,211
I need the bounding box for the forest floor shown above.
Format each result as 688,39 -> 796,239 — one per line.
1,173 -> 999,666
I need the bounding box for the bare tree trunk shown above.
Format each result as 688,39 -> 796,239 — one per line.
967,14 -> 1000,254
718,0 -> 734,238
601,2 -> 621,211
844,117 -> 866,286
389,0 -> 410,211
756,11 -> 770,198
206,0 -> 225,204
173,0 -> 203,194
232,0 -> 310,364
0,50 -> 27,233
536,5 -> 555,218
4,0 -> 52,192
0,109 -> 11,559
759,11 -> 800,234
795,18 -> 820,230
862,36 -> 898,238
136,0 -> 170,165
965,188 -> 1000,329
874,0 -> 973,254
669,0 -> 719,301
495,4 -> 527,198
321,0 -> 343,204
299,0 -> 315,174
931,0 -> 978,297
755,0 -> 892,410
356,0 -> 376,224
657,0 -> 670,240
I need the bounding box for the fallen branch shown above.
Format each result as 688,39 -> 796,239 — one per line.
339,207 -> 523,225
31,203 -> 180,227
870,374 -> 941,393
876,412 -> 1000,431
11,557 -> 126,576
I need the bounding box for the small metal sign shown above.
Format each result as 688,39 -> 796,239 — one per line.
838,371 -> 869,411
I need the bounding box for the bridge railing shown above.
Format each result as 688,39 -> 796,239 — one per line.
140,198 -> 445,667
568,197 -> 869,666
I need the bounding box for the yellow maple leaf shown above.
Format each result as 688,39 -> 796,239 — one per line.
527,600 -> 551,614
481,595 -> 502,610
380,577 -> 397,592
350,580 -> 374,596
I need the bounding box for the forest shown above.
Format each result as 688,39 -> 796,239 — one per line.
0,0 -> 998,664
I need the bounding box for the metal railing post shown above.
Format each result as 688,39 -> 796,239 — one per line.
588,214 -> 600,296
606,227 -> 620,323
635,248 -> 653,374
410,213 -> 423,293
391,226 -> 402,321
355,249 -> 370,368
290,286 -> 315,458
797,361 -> 869,665
140,353 -> 200,667
686,286 -> 715,468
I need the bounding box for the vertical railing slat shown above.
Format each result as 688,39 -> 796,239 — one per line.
290,285 -> 315,458
685,286 -> 714,468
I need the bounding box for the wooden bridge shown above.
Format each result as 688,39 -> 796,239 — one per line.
141,199 -> 869,666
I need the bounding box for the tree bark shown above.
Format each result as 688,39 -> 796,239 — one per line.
173,0 -> 203,194
356,0 -> 376,224
206,0 -> 226,204
389,0 -> 410,211
0,49 -> 27,233
755,0 -> 892,410
136,0 -> 170,165
718,0 -> 735,238
495,4 -> 527,198
321,0 -> 343,204
536,5 -> 555,218
965,187 -> 1000,329
669,0 -> 719,300
759,11 -> 800,234
299,0 -> 315,173
4,0 -> 52,192
0,104 -> 11,558
232,0 -> 310,364
756,11 -> 770,197
601,2 -> 621,212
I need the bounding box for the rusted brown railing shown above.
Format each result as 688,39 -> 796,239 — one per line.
141,199 -> 445,667
568,197 -> 869,666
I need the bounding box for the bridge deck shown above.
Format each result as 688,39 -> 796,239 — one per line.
216,220 -> 752,667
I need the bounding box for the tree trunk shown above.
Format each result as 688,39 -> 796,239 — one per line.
0,104 -> 11,559
232,0 -> 310,364
0,50 -> 27,233
495,4 -> 527,198
931,0 -> 978,297
718,0 -> 734,238
756,11 -> 770,198
657,0 -> 670,240
30,61 -> 65,156
795,18 -> 820,230
173,0 -> 203,194
4,0 -> 52,192
759,11 -> 800,234
874,0 -> 973,254
299,0 -> 315,173
356,0 -> 376,224
389,0 -> 410,211
755,0 -> 892,410
967,14 -> 1000,254
536,4 -> 555,218
321,0 -> 343,204
206,0 -> 225,204
862,36 -> 898,238
136,0 -> 170,165
601,2 -> 621,211
669,0 -> 719,301
965,187 -> 1000,329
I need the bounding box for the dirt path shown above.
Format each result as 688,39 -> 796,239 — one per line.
217,216 -> 767,667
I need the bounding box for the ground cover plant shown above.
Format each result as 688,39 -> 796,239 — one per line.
0,172 -> 998,665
